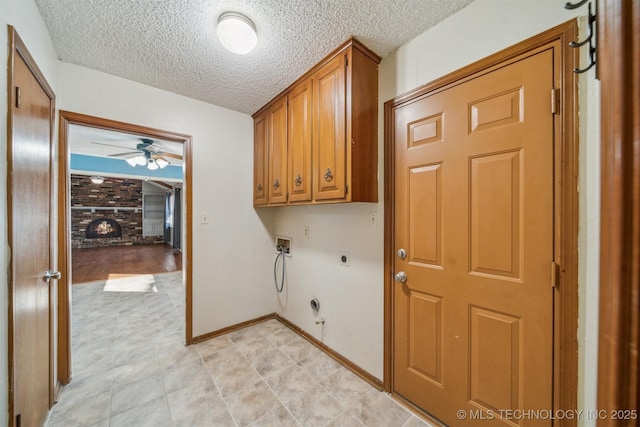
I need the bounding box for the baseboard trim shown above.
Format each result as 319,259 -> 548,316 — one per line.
275,314 -> 383,391
190,313 -> 277,344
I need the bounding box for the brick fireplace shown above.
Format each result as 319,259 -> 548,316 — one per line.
71,175 -> 164,249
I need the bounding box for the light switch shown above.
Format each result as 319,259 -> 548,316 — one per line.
201,212 -> 209,224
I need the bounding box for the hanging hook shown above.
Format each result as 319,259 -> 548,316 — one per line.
565,1 -> 597,76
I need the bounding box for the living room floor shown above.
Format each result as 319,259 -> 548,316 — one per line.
46,272 -> 433,426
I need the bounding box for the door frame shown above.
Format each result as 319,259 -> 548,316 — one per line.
383,21 -> 579,422
6,26 -> 57,422
596,0 -> 640,418
56,111 -> 194,386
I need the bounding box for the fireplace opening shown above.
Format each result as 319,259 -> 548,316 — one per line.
86,218 -> 122,239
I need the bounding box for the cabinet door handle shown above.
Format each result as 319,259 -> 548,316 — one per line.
295,174 -> 302,186
273,179 -> 280,189
257,183 -> 263,192
323,168 -> 334,182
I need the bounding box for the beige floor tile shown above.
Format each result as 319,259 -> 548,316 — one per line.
349,390 -> 412,427
225,380 -> 281,426
287,386 -> 344,427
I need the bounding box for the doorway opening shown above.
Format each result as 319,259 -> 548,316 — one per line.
57,111 -> 193,386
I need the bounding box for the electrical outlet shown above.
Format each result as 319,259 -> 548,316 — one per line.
303,226 -> 310,238
369,211 -> 377,226
201,212 -> 209,224
339,251 -> 350,266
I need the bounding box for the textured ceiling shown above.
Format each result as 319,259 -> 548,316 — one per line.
35,0 -> 474,115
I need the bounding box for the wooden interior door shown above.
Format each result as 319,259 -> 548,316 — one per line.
8,29 -> 56,427
313,53 -> 346,201
288,78 -> 313,202
393,49 -> 555,426
268,97 -> 288,204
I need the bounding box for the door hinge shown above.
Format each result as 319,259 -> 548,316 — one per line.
345,55 -> 348,68
551,261 -> 559,288
551,88 -> 560,114
346,185 -> 349,195
15,87 -> 21,109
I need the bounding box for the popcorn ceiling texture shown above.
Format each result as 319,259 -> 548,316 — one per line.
34,0 -> 474,114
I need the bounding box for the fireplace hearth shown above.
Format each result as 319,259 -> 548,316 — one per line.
86,218 -> 122,239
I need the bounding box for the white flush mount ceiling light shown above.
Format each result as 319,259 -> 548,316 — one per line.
217,12 -> 257,55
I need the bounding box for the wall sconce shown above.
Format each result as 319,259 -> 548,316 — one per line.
217,12 -> 258,55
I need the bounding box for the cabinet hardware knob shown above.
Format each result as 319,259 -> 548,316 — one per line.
295,174 -> 302,186
323,168 -> 334,182
273,179 -> 280,189
257,183 -> 263,192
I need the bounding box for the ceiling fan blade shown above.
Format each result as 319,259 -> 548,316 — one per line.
109,151 -> 139,157
160,152 -> 183,160
151,153 -> 170,162
90,141 -> 135,150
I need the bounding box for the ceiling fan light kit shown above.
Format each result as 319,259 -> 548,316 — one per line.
217,12 -> 257,55
91,137 -> 182,170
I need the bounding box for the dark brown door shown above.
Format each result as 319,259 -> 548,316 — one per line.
393,49 -> 554,426
8,29 -> 56,427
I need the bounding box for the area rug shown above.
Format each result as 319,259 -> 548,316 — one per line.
103,274 -> 157,293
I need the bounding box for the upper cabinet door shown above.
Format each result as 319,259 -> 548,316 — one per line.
253,111 -> 269,206
288,78 -> 313,203
313,54 -> 346,201
268,97 -> 288,204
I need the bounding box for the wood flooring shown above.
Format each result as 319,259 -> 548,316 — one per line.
72,244 -> 182,284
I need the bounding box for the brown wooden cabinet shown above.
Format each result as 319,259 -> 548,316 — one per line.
288,78 -> 313,203
253,38 -> 380,207
253,111 -> 268,206
268,97 -> 288,204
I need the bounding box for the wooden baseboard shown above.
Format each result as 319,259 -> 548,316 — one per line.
190,313 -> 277,344
189,312 -> 383,391
275,314 -> 383,391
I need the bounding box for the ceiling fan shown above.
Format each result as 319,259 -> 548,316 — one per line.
90,137 -> 182,170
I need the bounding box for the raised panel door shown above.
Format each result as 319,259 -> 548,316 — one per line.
268,97 -> 288,204
313,54 -> 346,201
253,111 -> 268,206
394,49 -> 554,426
288,79 -> 312,203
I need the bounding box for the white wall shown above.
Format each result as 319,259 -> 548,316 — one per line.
58,63 -> 276,337
1,0 -> 61,423
274,2 -> 601,419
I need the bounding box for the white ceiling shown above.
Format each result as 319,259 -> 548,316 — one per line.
35,0 -> 474,115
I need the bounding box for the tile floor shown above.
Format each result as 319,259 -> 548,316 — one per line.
47,272 -> 433,427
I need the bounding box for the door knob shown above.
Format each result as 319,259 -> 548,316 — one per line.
394,271 -> 407,283
397,248 -> 407,259
44,271 -> 61,282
